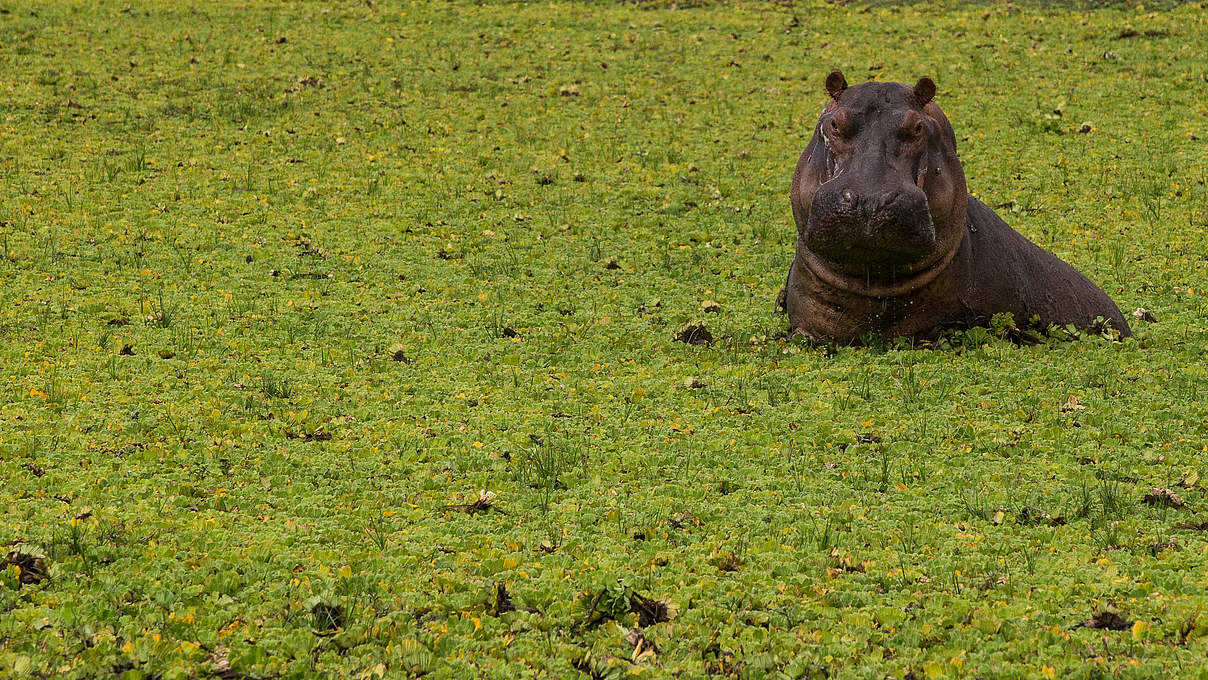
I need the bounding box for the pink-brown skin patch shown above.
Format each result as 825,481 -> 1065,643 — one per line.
783,72 -> 1131,343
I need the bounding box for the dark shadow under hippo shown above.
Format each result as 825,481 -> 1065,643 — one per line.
781,71 -> 1131,344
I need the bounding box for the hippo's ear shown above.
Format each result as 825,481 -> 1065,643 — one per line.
825,71 -> 848,100
913,77 -> 936,108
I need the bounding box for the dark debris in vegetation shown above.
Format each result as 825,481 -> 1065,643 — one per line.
674,323 -> 712,346
4,547 -> 49,586
283,429 -> 332,442
1074,610 -> 1132,631
1018,507 -> 1067,526
306,597 -> 345,632
580,583 -> 673,629
493,581 -> 515,615
442,490 -> 507,516
1143,487 -> 1188,510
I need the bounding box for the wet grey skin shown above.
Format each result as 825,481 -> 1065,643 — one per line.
781,71 -> 1131,344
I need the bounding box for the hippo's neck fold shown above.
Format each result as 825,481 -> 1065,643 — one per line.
796,218 -> 967,300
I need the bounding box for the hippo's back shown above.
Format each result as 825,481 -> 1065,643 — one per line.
957,196 -> 1131,336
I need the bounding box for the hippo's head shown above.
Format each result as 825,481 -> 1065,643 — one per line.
791,72 -> 968,285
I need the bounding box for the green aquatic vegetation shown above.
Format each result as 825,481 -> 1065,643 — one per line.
2,0 -> 1208,678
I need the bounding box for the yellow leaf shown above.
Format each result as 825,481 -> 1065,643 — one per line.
338,565 -> 353,578
472,617 -> 482,631
1181,469 -> 1199,487
923,660 -> 943,679
1132,620 -> 1150,640
1041,666 -> 1056,678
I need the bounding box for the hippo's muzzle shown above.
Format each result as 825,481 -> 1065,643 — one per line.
805,181 -> 936,270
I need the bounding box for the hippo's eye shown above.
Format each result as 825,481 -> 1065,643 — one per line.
913,122 -> 924,135
828,119 -> 841,135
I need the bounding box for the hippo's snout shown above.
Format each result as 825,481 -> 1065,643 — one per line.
805,182 -> 937,268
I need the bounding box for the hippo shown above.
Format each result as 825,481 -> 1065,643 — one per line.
781,71 -> 1131,343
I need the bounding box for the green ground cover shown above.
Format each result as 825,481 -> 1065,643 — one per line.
3,0 -> 1208,677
